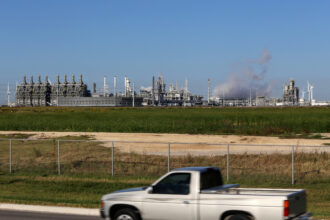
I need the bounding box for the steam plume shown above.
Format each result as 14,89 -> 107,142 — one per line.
213,49 -> 273,99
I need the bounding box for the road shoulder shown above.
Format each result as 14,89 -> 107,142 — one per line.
0,203 -> 99,216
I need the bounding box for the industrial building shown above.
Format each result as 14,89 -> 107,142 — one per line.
15,75 -> 143,107
138,73 -> 203,106
208,79 -> 301,107
16,75 -> 90,106
13,74 -> 328,107
15,73 -> 202,107
283,79 -> 299,105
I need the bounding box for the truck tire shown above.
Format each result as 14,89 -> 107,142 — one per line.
225,214 -> 251,220
114,208 -> 139,220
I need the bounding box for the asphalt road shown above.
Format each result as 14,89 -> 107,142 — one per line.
0,210 -> 100,220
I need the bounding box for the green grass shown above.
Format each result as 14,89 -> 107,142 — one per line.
0,138 -> 328,219
0,133 -> 34,139
0,106 -> 329,135
0,107 -> 329,218
0,174 -> 328,219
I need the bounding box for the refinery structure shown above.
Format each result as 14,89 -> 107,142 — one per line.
4,74 -> 329,107
14,73 -> 202,107
206,79 -> 327,107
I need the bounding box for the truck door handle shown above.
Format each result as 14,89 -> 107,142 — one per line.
183,201 -> 190,204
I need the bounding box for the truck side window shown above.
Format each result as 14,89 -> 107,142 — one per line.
153,173 -> 191,195
200,169 -> 223,190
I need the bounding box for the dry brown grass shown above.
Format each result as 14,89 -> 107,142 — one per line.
0,138 -> 328,184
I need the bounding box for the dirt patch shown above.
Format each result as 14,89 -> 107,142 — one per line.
0,131 -> 328,144
0,131 -> 329,155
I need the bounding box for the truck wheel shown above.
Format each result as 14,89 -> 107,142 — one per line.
225,214 -> 251,220
114,208 -> 139,220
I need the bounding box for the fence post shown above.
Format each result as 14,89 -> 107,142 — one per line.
57,140 -> 61,175
112,141 -> 114,177
9,139 -> 12,174
292,145 -> 295,185
227,144 -> 230,182
168,143 -> 171,172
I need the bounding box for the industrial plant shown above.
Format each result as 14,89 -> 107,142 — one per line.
3,74 -> 328,107
208,79 -> 328,107
14,73 -> 202,107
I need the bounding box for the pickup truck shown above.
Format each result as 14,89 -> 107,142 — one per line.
100,167 -> 312,220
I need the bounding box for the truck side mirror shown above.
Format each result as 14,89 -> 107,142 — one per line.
147,186 -> 153,194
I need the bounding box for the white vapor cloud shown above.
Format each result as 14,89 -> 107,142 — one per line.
213,49 -> 273,99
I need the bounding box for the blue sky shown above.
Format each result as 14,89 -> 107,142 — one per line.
0,0 -> 329,103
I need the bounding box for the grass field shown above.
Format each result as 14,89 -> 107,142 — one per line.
0,175 -> 329,219
0,137 -> 329,218
0,106 -> 329,135
0,137 -> 329,183
0,107 -> 329,218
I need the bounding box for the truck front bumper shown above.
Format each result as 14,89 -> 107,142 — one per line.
292,212 -> 312,220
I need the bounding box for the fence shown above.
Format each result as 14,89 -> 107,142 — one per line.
0,138 -> 329,184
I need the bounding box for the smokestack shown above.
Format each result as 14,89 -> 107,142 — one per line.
71,74 -> 75,84
152,76 -> 155,105
208,78 -> 210,104
249,87 -> 252,106
310,85 -> 314,104
56,75 -> 60,84
45,75 -> 49,85
113,76 -> 117,97
124,76 -> 127,97
104,76 -> 107,96
184,78 -> 188,100
132,83 -> 135,107
7,83 -> 10,106
93,83 -> 96,94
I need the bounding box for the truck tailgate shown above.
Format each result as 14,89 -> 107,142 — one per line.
287,190 -> 307,218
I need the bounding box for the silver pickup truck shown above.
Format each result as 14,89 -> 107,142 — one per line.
100,167 -> 312,220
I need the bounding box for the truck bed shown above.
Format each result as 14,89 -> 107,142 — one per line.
201,184 -> 307,218
202,185 -> 304,196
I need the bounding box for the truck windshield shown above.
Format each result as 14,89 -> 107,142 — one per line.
200,169 -> 223,190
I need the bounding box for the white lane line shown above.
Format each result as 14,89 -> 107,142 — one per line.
0,203 -> 99,216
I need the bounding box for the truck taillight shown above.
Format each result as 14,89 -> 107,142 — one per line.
284,200 -> 290,217
100,201 -> 105,208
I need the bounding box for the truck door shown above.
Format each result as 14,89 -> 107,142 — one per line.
142,172 -> 196,220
